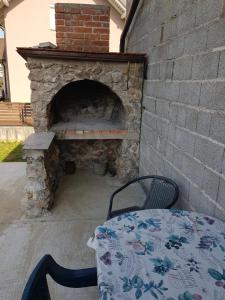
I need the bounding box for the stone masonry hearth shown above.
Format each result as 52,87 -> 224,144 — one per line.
19,49 -> 146,216
17,1 -> 146,217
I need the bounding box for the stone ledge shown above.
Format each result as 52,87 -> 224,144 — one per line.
17,47 -> 147,63
24,132 -> 55,150
53,129 -> 139,140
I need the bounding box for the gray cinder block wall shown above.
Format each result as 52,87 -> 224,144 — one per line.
126,0 -> 225,221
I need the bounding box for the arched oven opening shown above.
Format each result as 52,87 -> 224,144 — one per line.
47,79 -> 130,176
48,79 -> 127,135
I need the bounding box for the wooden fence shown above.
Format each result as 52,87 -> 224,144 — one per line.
0,102 -> 32,126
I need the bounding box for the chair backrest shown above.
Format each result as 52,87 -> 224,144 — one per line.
143,177 -> 179,209
21,255 -> 97,300
22,256 -> 52,300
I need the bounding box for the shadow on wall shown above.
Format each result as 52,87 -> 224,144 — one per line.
0,142 -> 24,162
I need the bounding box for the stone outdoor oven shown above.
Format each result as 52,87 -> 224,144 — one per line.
17,3 -> 146,217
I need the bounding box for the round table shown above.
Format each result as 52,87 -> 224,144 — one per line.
88,209 -> 225,300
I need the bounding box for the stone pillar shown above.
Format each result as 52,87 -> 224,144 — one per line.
116,140 -> 139,182
23,132 -> 61,217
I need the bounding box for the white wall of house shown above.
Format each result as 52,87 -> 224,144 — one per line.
0,63 -> 3,77
4,0 -> 124,102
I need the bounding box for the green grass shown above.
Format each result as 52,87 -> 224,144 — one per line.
0,142 -> 24,162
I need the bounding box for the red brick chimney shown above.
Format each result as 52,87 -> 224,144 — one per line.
55,3 -> 110,53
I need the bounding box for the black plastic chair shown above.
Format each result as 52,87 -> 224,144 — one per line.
107,175 -> 179,220
21,255 -> 97,300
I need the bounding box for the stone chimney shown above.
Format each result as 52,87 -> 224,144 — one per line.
55,3 -> 110,53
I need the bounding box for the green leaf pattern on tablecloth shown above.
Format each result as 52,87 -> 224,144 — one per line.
94,209 -> 225,299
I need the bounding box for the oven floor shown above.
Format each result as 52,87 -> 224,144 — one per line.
51,119 -> 125,131
50,119 -> 130,139
0,167 -> 145,300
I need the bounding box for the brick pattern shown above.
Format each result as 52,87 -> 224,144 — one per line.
55,3 -> 110,52
126,0 -> 225,221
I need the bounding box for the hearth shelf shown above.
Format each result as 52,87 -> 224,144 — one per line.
50,120 -> 135,140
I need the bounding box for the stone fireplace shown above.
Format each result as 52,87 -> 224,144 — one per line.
18,48 -> 146,216
17,4 -> 146,217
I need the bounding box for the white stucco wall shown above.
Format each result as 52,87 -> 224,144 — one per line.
4,0 -> 124,102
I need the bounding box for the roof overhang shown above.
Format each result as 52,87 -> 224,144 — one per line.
107,0 -> 126,19
0,0 -> 10,9
0,0 -> 126,19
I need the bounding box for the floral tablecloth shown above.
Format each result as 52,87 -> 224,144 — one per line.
88,209 -> 225,300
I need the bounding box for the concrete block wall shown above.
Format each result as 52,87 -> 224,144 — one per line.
126,0 -> 225,221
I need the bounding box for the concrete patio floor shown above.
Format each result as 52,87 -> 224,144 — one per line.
0,163 -> 145,300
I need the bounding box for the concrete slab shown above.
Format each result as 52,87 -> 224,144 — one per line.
45,170 -> 145,222
0,163 -> 26,231
0,221 -> 99,300
0,167 -> 145,300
